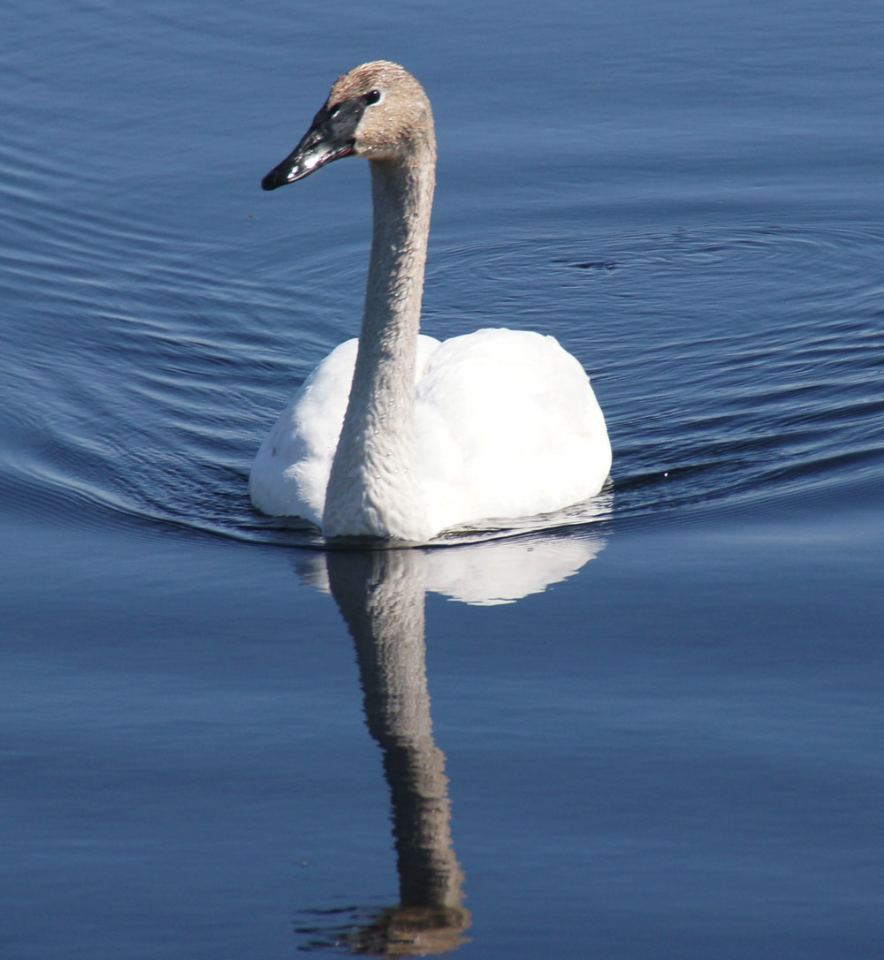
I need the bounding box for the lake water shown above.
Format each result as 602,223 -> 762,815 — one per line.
2,0 -> 883,957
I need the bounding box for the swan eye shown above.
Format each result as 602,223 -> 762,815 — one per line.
364,89 -> 382,105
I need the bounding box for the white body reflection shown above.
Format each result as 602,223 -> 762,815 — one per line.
301,521 -> 609,606
297,525 -> 607,955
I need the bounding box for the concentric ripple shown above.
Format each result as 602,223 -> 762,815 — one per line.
3,206 -> 883,547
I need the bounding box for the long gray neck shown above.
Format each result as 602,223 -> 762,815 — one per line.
322,147 -> 436,540
358,154 -> 435,401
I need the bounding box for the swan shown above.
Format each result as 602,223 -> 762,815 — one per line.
250,61 -> 611,542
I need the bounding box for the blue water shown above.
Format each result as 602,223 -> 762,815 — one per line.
2,0 -> 883,957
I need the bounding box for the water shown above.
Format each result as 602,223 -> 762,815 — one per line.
2,0 -> 883,956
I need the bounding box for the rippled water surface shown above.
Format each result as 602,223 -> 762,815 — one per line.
2,0 -> 883,957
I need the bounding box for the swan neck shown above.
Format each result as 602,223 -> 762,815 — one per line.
355,152 -> 435,419
363,150 -> 435,355
323,147 -> 436,540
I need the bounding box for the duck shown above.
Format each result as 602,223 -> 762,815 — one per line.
249,61 -> 611,543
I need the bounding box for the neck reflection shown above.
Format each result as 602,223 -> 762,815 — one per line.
328,548 -> 469,956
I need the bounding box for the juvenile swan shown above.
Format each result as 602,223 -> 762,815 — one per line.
250,61 -> 611,542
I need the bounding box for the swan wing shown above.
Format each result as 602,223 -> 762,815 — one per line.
414,328 -> 611,533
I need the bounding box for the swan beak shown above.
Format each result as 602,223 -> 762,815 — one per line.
261,98 -> 364,190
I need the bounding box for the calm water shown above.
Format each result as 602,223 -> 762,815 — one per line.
2,0 -> 883,957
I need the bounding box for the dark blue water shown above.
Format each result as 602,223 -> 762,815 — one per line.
2,0 -> 883,957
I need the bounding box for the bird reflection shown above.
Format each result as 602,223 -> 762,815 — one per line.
296,521 -> 608,955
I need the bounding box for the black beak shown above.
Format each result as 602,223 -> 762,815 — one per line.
261,97 -> 367,191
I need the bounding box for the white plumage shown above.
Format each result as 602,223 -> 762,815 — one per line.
250,329 -> 611,538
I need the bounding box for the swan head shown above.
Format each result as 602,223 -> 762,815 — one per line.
261,61 -> 435,190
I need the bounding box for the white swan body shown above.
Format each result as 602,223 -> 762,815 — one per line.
251,328 -> 610,539
250,62 -> 611,542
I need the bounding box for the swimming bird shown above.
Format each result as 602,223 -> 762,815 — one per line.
250,61 -> 611,542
